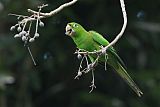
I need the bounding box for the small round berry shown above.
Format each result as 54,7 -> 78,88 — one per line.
21,31 -> 26,35
77,54 -> 82,59
25,33 -> 30,37
34,33 -> 39,38
17,26 -> 22,32
29,38 -> 35,42
10,26 -> 15,31
39,21 -> 44,27
22,36 -> 27,41
19,31 -> 26,36
78,71 -> 82,76
14,34 -> 20,38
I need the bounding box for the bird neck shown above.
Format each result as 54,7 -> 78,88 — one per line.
71,30 -> 89,47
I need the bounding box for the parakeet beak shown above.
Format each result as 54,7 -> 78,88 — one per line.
65,24 -> 75,36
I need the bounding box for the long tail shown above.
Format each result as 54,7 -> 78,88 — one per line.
116,63 -> 143,97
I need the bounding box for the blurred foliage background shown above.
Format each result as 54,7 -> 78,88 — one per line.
0,0 -> 160,107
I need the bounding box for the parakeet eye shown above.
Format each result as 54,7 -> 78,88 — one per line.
73,24 -> 78,28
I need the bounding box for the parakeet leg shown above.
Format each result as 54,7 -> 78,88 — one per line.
86,55 -> 97,73
83,55 -> 95,74
88,55 -> 95,63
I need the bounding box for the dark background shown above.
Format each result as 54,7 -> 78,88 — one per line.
0,0 -> 160,107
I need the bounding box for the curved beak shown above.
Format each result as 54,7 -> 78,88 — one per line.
65,24 -> 75,36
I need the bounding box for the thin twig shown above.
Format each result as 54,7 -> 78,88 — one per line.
103,0 -> 127,51
104,54 -> 108,71
27,46 -> 37,66
89,70 -> 96,93
74,55 -> 85,79
27,0 -> 78,19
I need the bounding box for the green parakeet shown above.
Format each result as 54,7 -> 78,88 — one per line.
65,22 -> 143,97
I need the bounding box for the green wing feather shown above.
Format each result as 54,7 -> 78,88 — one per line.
89,31 -> 126,68
117,64 -> 143,97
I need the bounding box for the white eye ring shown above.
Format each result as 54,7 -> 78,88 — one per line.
73,24 -> 78,27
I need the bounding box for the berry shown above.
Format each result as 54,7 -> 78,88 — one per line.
17,26 -> 22,32
22,36 -> 27,41
29,38 -> 35,42
77,54 -> 82,59
14,34 -> 20,38
19,31 -> 26,36
78,71 -> 82,76
39,21 -> 44,27
10,26 -> 15,31
34,33 -> 39,38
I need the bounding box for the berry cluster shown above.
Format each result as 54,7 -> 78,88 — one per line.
10,16 -> 44,45
9,4 -> 48,65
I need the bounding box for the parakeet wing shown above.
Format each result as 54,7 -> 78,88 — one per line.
89,31 -> 126,68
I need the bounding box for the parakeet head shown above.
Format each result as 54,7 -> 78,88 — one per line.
65,22 -> 86,37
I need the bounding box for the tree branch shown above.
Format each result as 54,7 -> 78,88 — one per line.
103,0 -> 127,51
75,0 -> 127,55
28,0 -> 78,19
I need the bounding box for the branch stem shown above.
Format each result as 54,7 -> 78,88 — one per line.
27,46 -> 36,66
27,0 -> 78,19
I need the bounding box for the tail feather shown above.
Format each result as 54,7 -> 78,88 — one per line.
116,63 -> 143,97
